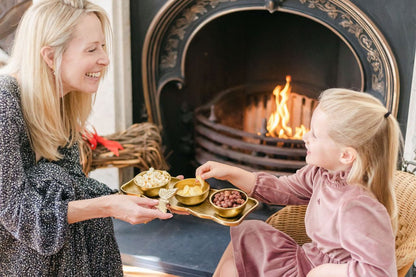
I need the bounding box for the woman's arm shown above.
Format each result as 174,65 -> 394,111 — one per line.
67,194 -> 173,224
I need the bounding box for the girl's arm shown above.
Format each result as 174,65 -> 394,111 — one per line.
307,264 -> 348,277
67,194 -> 173,224
197,161 -> 316,205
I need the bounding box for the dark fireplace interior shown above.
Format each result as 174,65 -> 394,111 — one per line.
160,11 -> 361,176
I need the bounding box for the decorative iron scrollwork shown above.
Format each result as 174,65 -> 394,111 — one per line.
299,0 -> 385,93
161,0 -> 238,70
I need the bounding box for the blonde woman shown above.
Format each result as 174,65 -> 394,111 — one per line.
197,89 -> 401,276
0,0 -> 172,275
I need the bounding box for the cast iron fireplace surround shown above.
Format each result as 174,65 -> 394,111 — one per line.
130,0 -> 415,176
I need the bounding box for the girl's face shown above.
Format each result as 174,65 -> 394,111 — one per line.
303,107 -> 348,172
60,13 -> 109,95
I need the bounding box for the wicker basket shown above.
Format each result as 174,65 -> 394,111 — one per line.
80,122 -> 168,175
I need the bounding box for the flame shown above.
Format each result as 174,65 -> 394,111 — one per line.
267,75 -> 308,140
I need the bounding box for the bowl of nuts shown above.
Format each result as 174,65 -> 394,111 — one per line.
134,168 -> 171,197
210,188 -> 248,218
174,178 -> 210,205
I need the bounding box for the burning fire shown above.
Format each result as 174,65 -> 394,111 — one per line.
267,75 -> 309,139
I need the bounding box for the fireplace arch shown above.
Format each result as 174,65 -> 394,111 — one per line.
142,0 -> 399,127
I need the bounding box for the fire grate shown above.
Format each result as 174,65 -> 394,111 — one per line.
194,82 -> 317,176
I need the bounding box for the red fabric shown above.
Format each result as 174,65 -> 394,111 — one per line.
83,129 -> 124,156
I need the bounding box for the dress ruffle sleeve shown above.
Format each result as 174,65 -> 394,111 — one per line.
251,165 -> 319,205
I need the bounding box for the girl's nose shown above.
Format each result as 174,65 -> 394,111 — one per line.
303,131 -> 310,143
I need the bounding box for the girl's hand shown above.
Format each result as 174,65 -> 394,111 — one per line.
306,263 -> 348,277
106,194 -> 173,224
196,161 -> 256,194
196,161 -> 242,181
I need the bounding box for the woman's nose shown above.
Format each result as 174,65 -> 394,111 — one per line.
98,51 -> 110,66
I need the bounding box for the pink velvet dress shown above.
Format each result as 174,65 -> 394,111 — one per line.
231,165 -> 396,277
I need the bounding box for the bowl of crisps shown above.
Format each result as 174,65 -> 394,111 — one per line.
210,188 -> 248,218
133,168 -> 171,197
174,178 -> 210,205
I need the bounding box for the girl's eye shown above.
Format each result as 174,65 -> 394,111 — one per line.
88,48 -> 96,53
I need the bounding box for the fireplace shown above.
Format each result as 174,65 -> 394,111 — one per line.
132,0 -> 414,177
194,76 -> 320,175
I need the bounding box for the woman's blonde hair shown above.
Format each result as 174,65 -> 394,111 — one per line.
0,0 -> 111,160
318,88 -> 402,231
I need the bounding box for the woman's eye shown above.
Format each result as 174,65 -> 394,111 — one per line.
88,48 -> 96,52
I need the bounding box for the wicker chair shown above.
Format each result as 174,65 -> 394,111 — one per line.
266,170 -> 416,277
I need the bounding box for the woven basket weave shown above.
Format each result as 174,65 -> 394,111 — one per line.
266,170 -> 416,275
266,205 -> 310,246
394,170 -> 416,270
80,122 -> 168,175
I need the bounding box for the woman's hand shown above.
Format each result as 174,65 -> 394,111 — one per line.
68,194 -> 172,224
106,194 -> 173,224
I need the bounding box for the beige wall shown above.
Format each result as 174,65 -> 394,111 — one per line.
88,0 -> 132,189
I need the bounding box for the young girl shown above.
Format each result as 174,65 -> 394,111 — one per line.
197,88 -> 401,277
0,0 -> 172,275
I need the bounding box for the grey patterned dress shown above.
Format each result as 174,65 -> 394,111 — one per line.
0,75 -> 123,276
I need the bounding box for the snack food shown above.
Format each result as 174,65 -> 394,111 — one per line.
212,190 -> 246,208
134,167 -> 170,188
177,184 -> 203,196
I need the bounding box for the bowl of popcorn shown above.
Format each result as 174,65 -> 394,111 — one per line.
174,177 -> 210,205
134,168 -> 171,197
210,188 -> 248,218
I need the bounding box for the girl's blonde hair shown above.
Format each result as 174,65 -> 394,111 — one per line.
318,88 -> 402,232
0,0 -> 111,160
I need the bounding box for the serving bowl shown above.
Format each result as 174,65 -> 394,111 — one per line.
174,178 -> 210,205
133,168 -> 171,197
210,188 -> 248,218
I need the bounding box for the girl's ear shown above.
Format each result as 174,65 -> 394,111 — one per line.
339,147 -> 357,165
40,46 -> 55,69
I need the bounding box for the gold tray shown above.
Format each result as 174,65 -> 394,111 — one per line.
120,177 -> 259,226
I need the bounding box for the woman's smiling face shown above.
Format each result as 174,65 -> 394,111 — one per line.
60,13 -> 109,95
